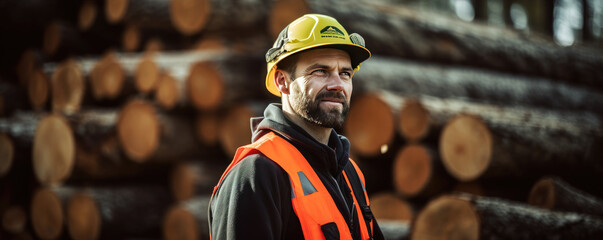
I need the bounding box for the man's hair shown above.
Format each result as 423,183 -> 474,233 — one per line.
276,54 -> 299,79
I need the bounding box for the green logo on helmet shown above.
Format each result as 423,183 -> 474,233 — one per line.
320,26 -> 345,38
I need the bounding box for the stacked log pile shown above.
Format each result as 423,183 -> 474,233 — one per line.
1,0 -> 603,239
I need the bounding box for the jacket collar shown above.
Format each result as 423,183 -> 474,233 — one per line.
251,103 -> 350,177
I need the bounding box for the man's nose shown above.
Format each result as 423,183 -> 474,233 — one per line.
326,72 -> 345,92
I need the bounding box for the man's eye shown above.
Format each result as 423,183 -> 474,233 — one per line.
312,69 -> 327,75
340,72 -> 352,78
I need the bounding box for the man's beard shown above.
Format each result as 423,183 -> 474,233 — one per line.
290,85 -> 349,129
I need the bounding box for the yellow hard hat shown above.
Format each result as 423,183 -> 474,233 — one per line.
265,14 -> 371,97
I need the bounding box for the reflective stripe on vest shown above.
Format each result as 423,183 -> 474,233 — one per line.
211,132 -> 372,240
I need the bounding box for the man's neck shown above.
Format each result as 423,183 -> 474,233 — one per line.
282,109 -> 331,145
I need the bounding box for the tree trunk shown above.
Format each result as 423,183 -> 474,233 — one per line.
163,196 -> 211,240
393,144 -> 452,199
412,194 -> 603,240
117,99 -> 201,162
270,0 -> 603,91
431,97 -> 603,182
170,160 -> 227,202
65,184 -> 173,239
529,176 -> 603,218
345,92 -> 401,157
354,56 -> 603,114
219,102 -> 270,157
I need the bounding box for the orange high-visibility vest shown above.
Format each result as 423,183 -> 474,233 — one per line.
211,132 -> 374,240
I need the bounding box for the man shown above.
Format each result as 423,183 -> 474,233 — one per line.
209,14 -> 384,240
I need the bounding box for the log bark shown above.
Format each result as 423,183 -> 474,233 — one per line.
65,184 -> 172,239
393,144 -> 451,199
378,220 -> 410,240
354,56 -> 603,114
170,160 -> 226,202
219,102 -> 269,157
423,97 -> 603,182
163,196 -> 211,240
344,92 -> 401,157
412,194 -> 603,240
529,176 -> 603,218
2,205 -> 27,234
271,0 -> 603,91
117,99 -> 201,162
369,192 -> 413,223
170,0 -> 271,35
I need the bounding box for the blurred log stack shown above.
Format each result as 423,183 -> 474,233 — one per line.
1,0 -> 603,239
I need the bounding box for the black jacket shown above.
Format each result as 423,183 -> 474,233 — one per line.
209,103 -> 383,240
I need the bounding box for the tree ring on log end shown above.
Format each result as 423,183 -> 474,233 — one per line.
51,59 -> 85,115
68,193 -> 100,240
106,0 -> 128,23
33,114 -> 75,186
269,0 -> 310,38
0,133 -> 14,176
135,54 -> 159,93
156,73 -> 179,109
123,24 -> 140,52
399,100 -> 430,141
394,144 -> 431,197
440,115 -> 492,182
31,189 -> 64,240
101,56 -> 125,99
369,193 -> 413,222
163,206 -> 198,240
187,61 -> 224,111
412,195 -> 479,240
170,0 -> 211,35
79,0 -> 97,31
43,21 -> 61,56
344,94 -> 395,156
528,177 -> 555,210
118,99 -> 159,162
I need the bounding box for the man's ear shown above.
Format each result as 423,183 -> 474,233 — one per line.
274,69 -> 290,95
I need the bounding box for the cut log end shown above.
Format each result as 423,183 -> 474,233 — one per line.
145,38 -> 164,53
412,195 -> 479,240
171,163 -> 197,202
399,100 -> 430,141
269,0 -> 310,38
196,113 -> 220,145
393,144 -> 431,197
135,54 -> 160,93
193,36 -> 226,52
528,177 -> 556,210
345,94 -> 395,156
43,21 -> 61,56
170,0 -> 211,35
220,105 -> 255,157
123,24 -> 140,52
67,193 -> 101,240
91,53 -> 125,100
155,73 -> 179,110
2,206 -> 26,234
79,0 -> 97,31
439,115 -> 492,182
33,114 -> 75,186
0,133 -> 14,176
51,59 -> 85,115
117,99 -> 159,162
17,49 -> 36,86
28,69 -> 49,110
163,206 -> 198,240
369,193 -> 413,222
187,61 -> 224,110
105,0 -> 128,23
31,189 -> 64,240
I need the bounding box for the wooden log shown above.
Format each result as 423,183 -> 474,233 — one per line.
170,160 -> 226,202
0,81 -> 29,116
412,194 -> 603,240
154,71 -> 185,110
30,187 -> 76,240
0,133 -> 14,177
393,144 -> 451,199
78,0 -> 123,48
78,0 -> 98,31
269,0 -> 603,90
378,220 -> 410,240
354,56 -> 603,114
219,102 -> 269,157
43,21 -> 88,58
344,92 -> 401,156
106,0 -> 171,29
2,205 -> 27,234
163,196 -> 210,240
33,114 -> 75,186
51,58 -> 85,115
398,99 -> 432,142
422,97 -> 603,182
529,176 -> 603,218
117,99 -> 201,162
89,52 -> 129,101
16,49 -> 43,87
65,184 -> 172,239
369,192 -> 413,223
170,0 -> 271,35
195,112 -> 221,145
28,68 -> 50,111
